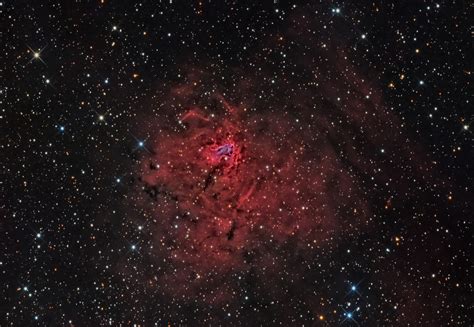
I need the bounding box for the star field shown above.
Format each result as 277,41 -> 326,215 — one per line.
1,1 -> 472,326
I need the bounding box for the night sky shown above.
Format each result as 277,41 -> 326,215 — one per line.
2,1 -> 473,326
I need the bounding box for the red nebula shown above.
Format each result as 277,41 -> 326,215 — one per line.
138,96 -> 370,300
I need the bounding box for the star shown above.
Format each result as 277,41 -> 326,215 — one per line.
27,45 -> 47,65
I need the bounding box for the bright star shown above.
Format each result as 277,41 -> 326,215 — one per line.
130,134 -> 150,153
342,310 -> 358,324
27,45 -> 47,65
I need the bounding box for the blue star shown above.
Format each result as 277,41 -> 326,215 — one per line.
130,133 -> 150,153
342,310 -> 358,325
346,280 -> 362,297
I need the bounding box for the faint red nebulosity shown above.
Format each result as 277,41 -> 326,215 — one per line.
137,94 -> 373,302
